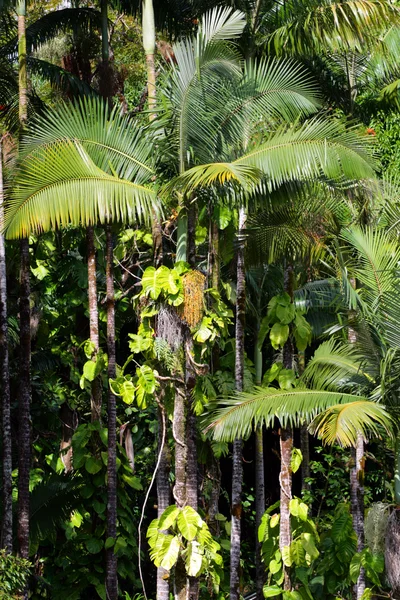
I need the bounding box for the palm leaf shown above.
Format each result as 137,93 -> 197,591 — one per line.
21,96 -> 155,183
4,140 -> 157,239
310,401 -> 392,446
302,338 -> 377,390
174,117 -> 375,192
264,0 -> 398,55
205,386 -> 390,446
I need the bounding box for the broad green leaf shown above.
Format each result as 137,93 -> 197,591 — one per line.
120,380 -> 135,405
269,558 -> 282,574
70,510 -> 83,528
85,538 -> 104,554
159,505 -> 180,531
160,535 -> 180,570
85,456 -> 102,475
263,585 -> 283,597
276,303 -> 295,324
83,360 -> 97,382
114,536 -> 128,556
270,323 -> 289,350
270,513 -> 280,528
177,506 -> 203,541
122,474 -> 142,490
105,537 -> 115,549
301,533 -> 319,560
291,448 -> 303,474
282,545 -> 293,567
279,368 -> 296,390
185,540 -> 203,577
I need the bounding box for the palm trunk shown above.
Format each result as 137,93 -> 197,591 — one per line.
87,226 -> 102,422
254,322 -> 265,600
105,227 -> 118,599
142,0 -> 156,114
298,351 -> 310,494
17,2 -> 31,578
348,279 -> 365,600
230,207 -> 246,600
0,138 -> 12,554
173,387 -> 187,600
18,237 -> 31,563
156,401 -> 171,600
351,435 -> 365,600
280,266 -> 294,592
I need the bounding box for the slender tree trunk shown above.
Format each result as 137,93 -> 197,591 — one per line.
254,322 -> 265,600
17,3 -> 31,582
87,226 -> 102,422
280,266 -> 294,592
0,138 -> 12,554
142,0 -> 156,114
173,387 -> 187,600
105,227 -> 118,600
351,436 -> 365,600
298,351 -> 310,494
230,207 -> 246,600
156,401 -> 171,600
348,279 -> 365,600
18,237 -> 31,563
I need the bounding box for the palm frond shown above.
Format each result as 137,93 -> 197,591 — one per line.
302,338 -> 377,390
174,117 -> 375,192
4,140 -> 157,239
1,8 -> 102,57
205,386 -> 386,446
21,96 -> 155,183
264,0 -> 398,56
310,401 -> 392,446
340,226 -> 400,311
29,474 -> 82,543
27,57 -> 95,97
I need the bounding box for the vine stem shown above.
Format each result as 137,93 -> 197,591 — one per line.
138,398 -> 167,600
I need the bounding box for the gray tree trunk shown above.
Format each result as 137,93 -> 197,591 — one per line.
0,138 -> 12,553
351,435 -> 365,600
254,322 -> 265,600
105,227 -> 118,600
87,226 -> 102,422
230,207 -> 246,600
156,402 -> 171,600
280,266 -> 294,591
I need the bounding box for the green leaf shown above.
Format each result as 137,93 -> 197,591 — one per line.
114,537 -> 128,556
263,585 -> 283,597
291,448 -> 303,474
70,510 -> 83,528
105,537 -> 115,550
158,505 -> 180,531
122,474 -> 142,490
269,558 -> 282,574
85,538 -> 104,554
279,368 -> 296,390
276,303 -> 295,325
85,456 -> 102,475
270,323 -> 289,350
301,533 -> 319,560
185,540 -> 203,577
215,205 -> 232,230
282,545 -> 293,567
270,513 -> 280,528
83,360 -> 97,382
160,535 -> 180,570
95,584 -> 106,600
177,506 -> 203,541
120,380 -> 136,405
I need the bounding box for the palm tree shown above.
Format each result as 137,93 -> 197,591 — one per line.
0,134 -> 12,554
156,5 -> 379,594
2,95 -> 158,596
16,1 -> 31,575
